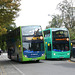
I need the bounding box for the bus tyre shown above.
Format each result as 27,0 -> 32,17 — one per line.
45,55 -> 47,60
10,55 -> 11,59
17,55 -> 19,62
36,60 -> 39,62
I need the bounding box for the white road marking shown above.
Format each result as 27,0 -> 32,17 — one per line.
11,63 -> 25,75
1,53 -> 26,75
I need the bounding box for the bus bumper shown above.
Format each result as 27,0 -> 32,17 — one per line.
22,54 -> 45,61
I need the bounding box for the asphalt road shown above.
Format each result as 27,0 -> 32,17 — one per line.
0,53 -> 75,75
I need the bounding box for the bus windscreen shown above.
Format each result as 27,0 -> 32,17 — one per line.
53,43 -> 69,51
23,42 -> 44,51
52,30 -> 69,51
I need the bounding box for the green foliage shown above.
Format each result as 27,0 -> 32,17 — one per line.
69,28 -> 75,40
0,0 -> 21,51
46,0 -> 75,40
46,15 -> 63,29
0,41 -> 7,52
57,0 -> 75,29
0,26 -> 7,35
51,15 -> 63,28
57,0 -> 75,40
0,0 -> 21,33
0,34 -> 6,51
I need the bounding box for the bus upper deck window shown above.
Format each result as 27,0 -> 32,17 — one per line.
44,30 -> 50,37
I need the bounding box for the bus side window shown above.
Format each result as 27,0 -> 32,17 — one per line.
44,30 -> 50,37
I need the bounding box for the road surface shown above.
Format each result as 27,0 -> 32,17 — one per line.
0,53 -> 75,75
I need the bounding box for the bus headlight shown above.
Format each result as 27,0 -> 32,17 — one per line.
71,43 -> 72,46
24,55 -> 27,58
42,54 -> 44,56
40,36 -> 43,40
67,53 -> 69,55
54,53 -> 56,55
67,38 -> 69,41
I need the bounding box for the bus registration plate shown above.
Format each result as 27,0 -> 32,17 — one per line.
32,59 -> 37,60
60,57 -> 64,58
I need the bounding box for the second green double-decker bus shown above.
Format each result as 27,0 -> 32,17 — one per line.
6,25 -> 45,62
43,28 -> 71,59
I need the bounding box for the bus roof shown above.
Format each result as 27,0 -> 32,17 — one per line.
43,28 -> 68,32
20,25 -> 41,27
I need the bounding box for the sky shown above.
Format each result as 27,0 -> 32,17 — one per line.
15,0 -> 64,30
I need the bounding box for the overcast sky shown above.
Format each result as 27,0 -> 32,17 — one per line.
15,0 -> 64,29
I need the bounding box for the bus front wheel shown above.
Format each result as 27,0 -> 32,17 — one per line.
36,60 -> 39,62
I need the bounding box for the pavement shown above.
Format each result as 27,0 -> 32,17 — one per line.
70,57 -> 75,62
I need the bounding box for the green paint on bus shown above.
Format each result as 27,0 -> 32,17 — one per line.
43,28 -> 71,59
6,25 -> 45,62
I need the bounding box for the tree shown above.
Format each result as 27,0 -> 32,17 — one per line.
69,28 -> 75,40
57,0 -> 75,29
46,15 -> 63,29
0,26 -> 7,35
46,0 -> 75,40
57,0 -> 75,40
0,0 -> 21,51
0,0 -> 21,34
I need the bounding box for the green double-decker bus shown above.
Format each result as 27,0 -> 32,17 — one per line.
6,25 -> 45,62
43,28 -> 71,59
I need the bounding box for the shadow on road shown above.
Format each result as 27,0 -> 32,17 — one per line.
71,60 -> 75,62
0,59 -> 44,66
54,62 -> 75,69
45,59 -> 67,61
20,61 -> 44,64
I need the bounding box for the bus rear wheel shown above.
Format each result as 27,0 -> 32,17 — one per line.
17,55 -> 19,62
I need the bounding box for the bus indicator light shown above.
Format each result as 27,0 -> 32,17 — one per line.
48,43 -> 50,46
71,43 -> 72,46
46,42 -> 47,44
19,45 -> 21,47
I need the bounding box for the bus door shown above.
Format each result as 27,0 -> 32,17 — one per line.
45,39 -> 51,59
47,42 -> 51,59
44,30 -> 51,59
44,39 -> 47,58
